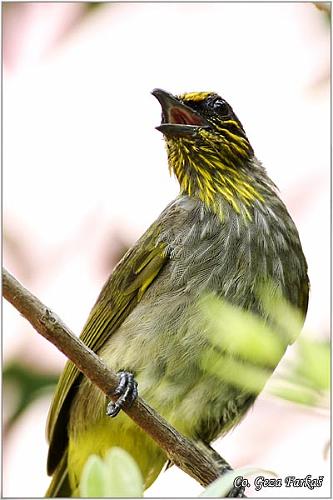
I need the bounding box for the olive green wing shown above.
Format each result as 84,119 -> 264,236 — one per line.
46,228 -> 168,475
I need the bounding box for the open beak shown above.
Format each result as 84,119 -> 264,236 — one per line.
152,88 -> 209,138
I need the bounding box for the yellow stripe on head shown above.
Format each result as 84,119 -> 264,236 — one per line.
178,91 -> 216,102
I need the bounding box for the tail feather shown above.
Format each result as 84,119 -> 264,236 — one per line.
45,451 -> 71,498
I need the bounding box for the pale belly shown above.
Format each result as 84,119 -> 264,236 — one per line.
68,294 -> 255,491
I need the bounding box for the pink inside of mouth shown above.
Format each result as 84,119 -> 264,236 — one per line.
170,108 -> 204,125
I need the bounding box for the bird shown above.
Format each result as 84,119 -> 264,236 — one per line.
45,89 -> 309,497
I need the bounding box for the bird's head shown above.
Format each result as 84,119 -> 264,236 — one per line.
152,88 -> 266,218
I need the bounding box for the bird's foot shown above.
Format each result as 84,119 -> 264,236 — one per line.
106,371 -> 138,418
214,464 -> 245,498
200,443 -> 246,498
216,464 -> 246,498
226,480 -> 246,498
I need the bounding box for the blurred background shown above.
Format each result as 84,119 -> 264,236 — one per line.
3,2 -> 330,497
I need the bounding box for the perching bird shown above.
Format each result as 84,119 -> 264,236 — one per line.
46,89 -> 309,497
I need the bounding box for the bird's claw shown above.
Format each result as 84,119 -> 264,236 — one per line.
203,445 -> 246,498
106,371 -> 138,418
227,484 -> 246,498
217,465 -> 245,498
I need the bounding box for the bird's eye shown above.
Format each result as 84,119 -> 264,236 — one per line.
211,97 -> 229,115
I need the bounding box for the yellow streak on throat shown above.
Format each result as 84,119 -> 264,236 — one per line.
169,140 -> 263,220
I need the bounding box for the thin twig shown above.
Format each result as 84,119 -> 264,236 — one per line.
2,267 -> 236,490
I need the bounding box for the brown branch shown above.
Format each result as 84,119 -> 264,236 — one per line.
313,2 -> 331,15
2,267 -> 236,491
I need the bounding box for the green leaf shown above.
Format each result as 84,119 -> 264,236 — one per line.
80,455 -> 107,497
79,448 -> 144,497
201,349 -> 271,394
200,294 -> 285,368
3,361 -> 58,429
199,292 -> 330,411
258,282 -> 304,344
297,339 -> 330,391
104,447 -> 144,497
269,381 -> 318,406
267,337 -> 330,408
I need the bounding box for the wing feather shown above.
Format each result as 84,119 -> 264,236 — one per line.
46,228 -> 168,474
